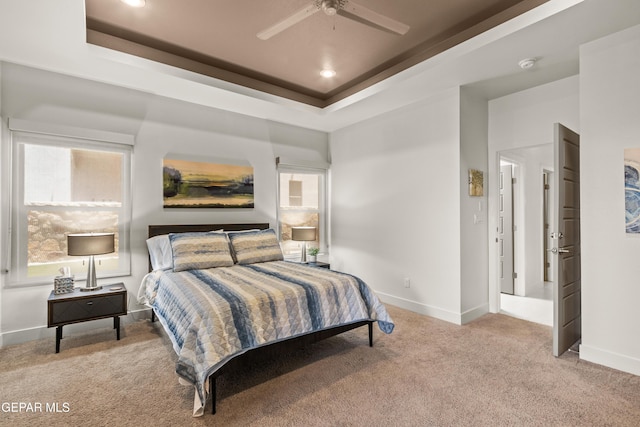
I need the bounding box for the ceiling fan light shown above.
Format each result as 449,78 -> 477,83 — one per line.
121,0 -> 146,7
320,69 -> 336,78
317,0 -> 346,16
324,6 -> 337,15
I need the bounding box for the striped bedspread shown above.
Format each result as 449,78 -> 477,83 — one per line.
139,260 -> 394,416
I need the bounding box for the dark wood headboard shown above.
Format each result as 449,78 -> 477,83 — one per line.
148,223 -> 270,238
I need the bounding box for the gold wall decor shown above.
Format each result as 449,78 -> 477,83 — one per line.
469,169 -> 484,197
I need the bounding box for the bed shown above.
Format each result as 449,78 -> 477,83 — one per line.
138,223 -> 394,416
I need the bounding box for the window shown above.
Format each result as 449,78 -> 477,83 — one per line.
288,180 -> 303,206
6,124 -> 132,285
277,166 -> 327,257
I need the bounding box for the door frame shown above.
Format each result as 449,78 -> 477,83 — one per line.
497,154 -> 526,296
490,145 -> 554,313
499,162 -> 515,295
489,131 -> 580,356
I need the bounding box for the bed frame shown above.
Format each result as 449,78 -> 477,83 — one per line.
147,223 -> 374,415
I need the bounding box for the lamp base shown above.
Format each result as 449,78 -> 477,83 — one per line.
300,242 -> 307,263
80,255 -> 102,292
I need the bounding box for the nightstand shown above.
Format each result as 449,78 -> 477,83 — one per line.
307,261 -> 330,269
47,284 -> 127,353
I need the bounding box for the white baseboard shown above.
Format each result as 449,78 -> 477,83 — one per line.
580,343 -> 640,377
376,292 -> 465,325
0,308 -> 152,348
1,325 -> 53,347
461,303 -> 490,324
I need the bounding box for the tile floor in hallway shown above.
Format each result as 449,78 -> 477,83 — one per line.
500,281 -> 553,326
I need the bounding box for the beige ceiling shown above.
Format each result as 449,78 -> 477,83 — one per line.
85,0 -> 549,108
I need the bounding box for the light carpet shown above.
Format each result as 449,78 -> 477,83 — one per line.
1,305 -> 639,426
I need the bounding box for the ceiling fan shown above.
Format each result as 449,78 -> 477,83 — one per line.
257,0 -> 410,40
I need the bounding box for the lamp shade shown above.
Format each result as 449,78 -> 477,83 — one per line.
67,233 -> 115,256
291,227 -> 316,242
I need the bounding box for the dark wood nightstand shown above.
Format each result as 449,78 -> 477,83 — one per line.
307,261 -> 330,269
47,284 -> 127,353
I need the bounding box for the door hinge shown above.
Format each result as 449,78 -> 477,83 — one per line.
512,177 -> 517,184
513,272 -> 518,279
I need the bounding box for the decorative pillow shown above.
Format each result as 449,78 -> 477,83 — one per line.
146,234 -> 172,271
169,232 -> 234,272
228,229 -> 284,265
223,228 -> 260,263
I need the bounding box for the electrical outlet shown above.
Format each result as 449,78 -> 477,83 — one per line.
403,277 -> 411,288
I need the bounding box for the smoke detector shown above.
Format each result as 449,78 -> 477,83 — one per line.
518,58 -> 537,70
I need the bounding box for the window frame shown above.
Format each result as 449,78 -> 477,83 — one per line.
276,164 -> 328,259
4,121 -> 133,287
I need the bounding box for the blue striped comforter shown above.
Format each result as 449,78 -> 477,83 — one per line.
140,261 -> 394,416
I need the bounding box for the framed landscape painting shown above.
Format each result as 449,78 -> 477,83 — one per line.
163,158 -> 254,208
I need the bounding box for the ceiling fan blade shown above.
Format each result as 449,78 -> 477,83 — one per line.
257,2 -> 320,40
338,1 -> 410,35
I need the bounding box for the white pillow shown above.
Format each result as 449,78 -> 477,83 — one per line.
146,234 -> 172,271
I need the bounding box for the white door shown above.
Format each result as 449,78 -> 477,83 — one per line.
499,164 -> 514,295
552,123 -> 581,357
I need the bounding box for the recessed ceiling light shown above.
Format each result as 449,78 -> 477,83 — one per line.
320,69 -> 336,78
121,0 -> 146,7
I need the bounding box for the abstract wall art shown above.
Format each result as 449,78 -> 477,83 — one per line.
624,148 -> 640,233
163,158 -> 254,208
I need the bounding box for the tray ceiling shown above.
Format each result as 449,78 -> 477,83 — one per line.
85,0 -> 549,108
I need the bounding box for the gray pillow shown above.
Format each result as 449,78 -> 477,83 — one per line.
227,229 -> 284,265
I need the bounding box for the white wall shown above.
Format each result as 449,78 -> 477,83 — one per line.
0,63 -> 328,345
0,64 -> 3,347
460,87 -> 489,321
579,24 -> 640,376
488,75 -> 579,312
330,88 -> 464,323
487,26 -> 640,377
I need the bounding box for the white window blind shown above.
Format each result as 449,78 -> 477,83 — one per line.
5,121 -> 132,286
277,163 -> 328,258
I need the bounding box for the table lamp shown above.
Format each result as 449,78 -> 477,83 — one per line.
67,233 -> 115,291
291,226 -> 316,263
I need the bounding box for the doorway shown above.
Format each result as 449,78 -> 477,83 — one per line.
497,145 -> 554,326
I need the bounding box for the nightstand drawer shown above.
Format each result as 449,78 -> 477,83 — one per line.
51,294 -> 125,325
48,286 -> 127,327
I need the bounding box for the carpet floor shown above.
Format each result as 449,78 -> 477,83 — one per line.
1,305 -> 639,426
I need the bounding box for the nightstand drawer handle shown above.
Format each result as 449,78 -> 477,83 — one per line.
87,301 -> 93,305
